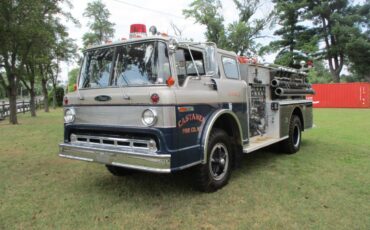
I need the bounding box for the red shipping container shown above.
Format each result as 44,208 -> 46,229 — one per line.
306,83 -> 370,108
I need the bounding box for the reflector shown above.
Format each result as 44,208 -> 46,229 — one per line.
150,93 -> 160,104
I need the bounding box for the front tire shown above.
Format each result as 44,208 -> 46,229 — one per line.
194,129 -> 232,192
105,165 -> 135,176
281,115 -> 302,154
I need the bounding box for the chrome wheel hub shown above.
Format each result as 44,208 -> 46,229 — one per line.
209,143 -> 229,181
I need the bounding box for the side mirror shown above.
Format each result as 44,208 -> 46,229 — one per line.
175,49 -> 186,67
204,44 -> 218,78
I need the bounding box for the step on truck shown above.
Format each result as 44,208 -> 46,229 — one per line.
59,24 -> 314,192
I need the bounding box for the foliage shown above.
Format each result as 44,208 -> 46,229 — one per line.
346,36 -> 370,82
270,0 -> 369,82
82,0 -> 115,48
183,0 -> 274,55
0,0 -> 77,123
183,0 -> 227,48
228,0 -> 274,55
48,86 -> 64,107
269,0 -> 318,68
67,67 -> 80,93
304,0 -> 369,82
306,61 -> 333,84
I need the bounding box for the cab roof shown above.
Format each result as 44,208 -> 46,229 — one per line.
85,36 -> 237,57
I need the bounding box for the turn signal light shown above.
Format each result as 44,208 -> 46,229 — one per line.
166,76 -> 175,87
63,97 -> 68,105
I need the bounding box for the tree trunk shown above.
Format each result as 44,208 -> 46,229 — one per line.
41,78 -> 49,112
22,74 -> 37,117
52,83 -> 57,109
7,74 -> 18,124
29,83 -> 36,117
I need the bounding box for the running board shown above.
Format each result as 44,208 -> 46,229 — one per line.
243,136 -> 288,154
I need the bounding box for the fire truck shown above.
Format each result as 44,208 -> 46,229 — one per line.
59,24 -> 314,192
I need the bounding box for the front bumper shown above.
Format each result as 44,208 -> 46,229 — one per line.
59,143 -> 171,173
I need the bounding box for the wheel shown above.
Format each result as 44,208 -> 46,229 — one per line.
281,115 -> 302,154
105,165 -> 135,176
194,129 -> 232,192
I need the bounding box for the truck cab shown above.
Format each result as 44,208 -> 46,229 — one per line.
60,31 -> 313,192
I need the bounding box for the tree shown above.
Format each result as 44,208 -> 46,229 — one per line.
269,0 -> 318,68
0,0 -> 76,123
346,3 -> 370,82
307,61 -> 333,83
183,0 -> 227,48
82,0 -> 115,48
0,0 -> 35,124
227,0 -> 274,55
28,3 -> 77,113
305,0 -> 368,82
49,37 -> 77,109
67,67 -> 80,93
347,36 -> 370,82
183,0 -> 273,55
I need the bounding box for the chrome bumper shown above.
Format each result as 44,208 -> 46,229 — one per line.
59,143 -> 171,173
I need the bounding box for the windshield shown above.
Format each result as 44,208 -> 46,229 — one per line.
78,41 -> 171,88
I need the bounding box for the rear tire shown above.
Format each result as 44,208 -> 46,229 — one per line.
281,115 -> 302,154
105,165 -> 135,176
193,129 -> 232,192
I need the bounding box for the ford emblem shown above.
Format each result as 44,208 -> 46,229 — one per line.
95,95 -> 112,102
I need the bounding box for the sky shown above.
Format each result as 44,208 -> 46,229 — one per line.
60,0 -> 275,82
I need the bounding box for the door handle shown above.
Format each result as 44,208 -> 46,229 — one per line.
204,79 -> 218,90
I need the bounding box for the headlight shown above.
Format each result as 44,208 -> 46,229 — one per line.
142,109 -> 157,126
64,108 -> 76,123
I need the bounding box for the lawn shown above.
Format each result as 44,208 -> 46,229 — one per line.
0,109 -> 369,229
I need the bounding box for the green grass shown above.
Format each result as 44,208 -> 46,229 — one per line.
0,109 -> 369,229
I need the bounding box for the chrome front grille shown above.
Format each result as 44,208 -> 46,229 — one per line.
70,134 -> 157,154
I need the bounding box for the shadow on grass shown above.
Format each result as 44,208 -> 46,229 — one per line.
78,145 -> 300,198
71,139 -> 317,204
92,170 -> 197,196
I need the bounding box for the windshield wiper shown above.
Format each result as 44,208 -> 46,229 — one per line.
115,58 -> 130,100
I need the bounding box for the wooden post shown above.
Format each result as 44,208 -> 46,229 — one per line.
22,100 -> 25,114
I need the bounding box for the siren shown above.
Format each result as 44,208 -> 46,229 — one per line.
129,24 -> 147,38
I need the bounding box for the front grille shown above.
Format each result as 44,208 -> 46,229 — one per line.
70,134 -> 157,154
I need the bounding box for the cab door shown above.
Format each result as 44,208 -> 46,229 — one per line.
213,54 -> 249,142
172,47 -> 220,151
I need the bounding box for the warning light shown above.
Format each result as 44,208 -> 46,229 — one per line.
166,76 -> 175,87
130,24 -> 147,38
237,56 -> 248,64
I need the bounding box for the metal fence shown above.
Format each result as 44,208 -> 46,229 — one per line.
0,99 -> 43,120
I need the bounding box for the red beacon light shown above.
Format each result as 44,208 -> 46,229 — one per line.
129,24 -> 147,39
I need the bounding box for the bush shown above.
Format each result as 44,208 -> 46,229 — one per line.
48,86 -> 65,107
